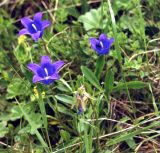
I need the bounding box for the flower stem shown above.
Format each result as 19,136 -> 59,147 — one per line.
29,48 -> 33,63
37,85 -> 52,152
44,45 -> 50,56
42,38 -> 60,60
42,38 -> 51,56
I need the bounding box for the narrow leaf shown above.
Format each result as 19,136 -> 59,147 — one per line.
95,56 -> 105,79
105,69 -> 114,94
55,94 -> 74,104
113,81 -> 147,91
81,66 -> 101,90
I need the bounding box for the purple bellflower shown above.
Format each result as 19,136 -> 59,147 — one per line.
77,106 -> 83,115
89,33 -> 114,55
27,56 -> 64,85
19,12 -> 50,41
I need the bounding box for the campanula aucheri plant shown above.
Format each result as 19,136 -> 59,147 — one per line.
89,33 -> 114,55
27,56 -> 64,85
19,12 -> 50,41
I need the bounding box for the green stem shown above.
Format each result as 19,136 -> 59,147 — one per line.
95,99 -> 100,152
37,86 -> 52,152
29,48 -> 33,63
42,38 -> 51,56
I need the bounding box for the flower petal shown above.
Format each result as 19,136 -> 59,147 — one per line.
50,73 -> 60,80
21,17 -> 32,28
36,67 -> 46,78
40,73 -> 60,85
27,63 -> 40,74
89,38 -> 99,46
40,63 -> 55,76
41,56 -> 51,64
41,79 -> 54,85
102,38 -> 114,50
97,48 -> 110,55
18,28 -> 30,36
34,12 -> 42,21
33,75 -> 43,83
52,61 -> 65,71
109,38 -> 114,45
42,20 -> 51,29
99,33 -> 107,41
77,107 -> 83,115
31,31 -> 42,41
89,38 -> 99,51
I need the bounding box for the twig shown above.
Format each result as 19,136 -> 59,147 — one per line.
0,141 -> 19,151
129,48 -> 160,61
41,0 -> 56,23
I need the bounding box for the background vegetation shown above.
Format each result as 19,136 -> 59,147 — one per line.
0,0 -> 160,152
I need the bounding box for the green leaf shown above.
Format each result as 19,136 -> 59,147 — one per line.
0,122 -> 9,138
59,78 -> 73,92
95,56 -> 105,79
60,130 -> 71,142
56,83 -> 71,92
17,101 -> 49,152
0,103 -> 34,122
57,103 -> 74,117
126,138 -> 136,149
78,5 -> 108,31
81,66 -> 101,90
80,0 -> 89,13
113,81 -> 147,91
113,0 -> 134,14
6,78 -> 31,99
56,8 -> 68,22
55,94 -> 74,105
105,69 -> 114,94
29,113 -> 43,134
15,44 -> 30,64
67,7 -> 80,18
148,83 -> 158,114
8,105 -> 23,121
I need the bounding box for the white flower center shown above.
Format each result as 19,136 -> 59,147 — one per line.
45,76 -> 50,80
32,24 -> 37,31
44,68 -> 49,76
100,41 -> 104,48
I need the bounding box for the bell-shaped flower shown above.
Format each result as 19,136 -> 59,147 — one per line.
19,12 -> 50,41
77,106 -> 83,115
89,34 -> 114,55
27,56 -> 64,85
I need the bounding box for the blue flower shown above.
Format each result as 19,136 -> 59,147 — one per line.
77,106 -> 83,115
19,12 -> 51,41
89,34 -> 114,55
27,56 -> 64,85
